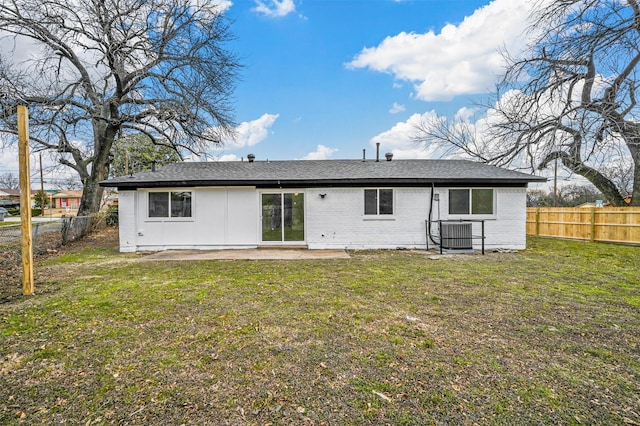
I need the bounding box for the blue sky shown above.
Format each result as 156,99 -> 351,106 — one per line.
2,0 -> 552,187
207,0 -> 535,162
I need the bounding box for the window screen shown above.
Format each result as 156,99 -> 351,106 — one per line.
148,192 -> 169,217
364,189 -> 378,215
148,191 -> 192,218
472,189 -> 493,214
379,189 -> 393,215
449,189 -> 470,215
171,192 -> 192,217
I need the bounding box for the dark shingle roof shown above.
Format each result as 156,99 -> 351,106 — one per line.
100,159 -> 546,189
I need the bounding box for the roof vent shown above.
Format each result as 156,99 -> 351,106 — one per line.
247,153 -> 255,163
385,152 -> 393,161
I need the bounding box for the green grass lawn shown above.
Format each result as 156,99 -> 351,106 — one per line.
1,233 -> 639,425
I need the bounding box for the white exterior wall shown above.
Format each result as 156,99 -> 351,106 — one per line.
305,187 -> 431,249
432,187 -> 527,250
123,187 -> 258,252
117,185 -> 528,252
486,188 -> 527,249
117,190 -> 137,252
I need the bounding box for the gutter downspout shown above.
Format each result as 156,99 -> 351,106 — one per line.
427,182 -> 441,247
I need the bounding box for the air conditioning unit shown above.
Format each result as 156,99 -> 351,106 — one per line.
440,222 -> 473,250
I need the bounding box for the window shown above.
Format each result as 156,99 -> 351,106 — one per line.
148,191 -> 192,218
364,189 -> 393,215
449,189 -> 493,215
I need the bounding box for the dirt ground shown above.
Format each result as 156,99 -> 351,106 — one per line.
0,226 -> 119,303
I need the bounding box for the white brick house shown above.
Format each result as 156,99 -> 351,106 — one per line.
100,158 -> 545,253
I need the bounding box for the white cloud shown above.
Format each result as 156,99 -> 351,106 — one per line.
454,106 -> 479,122
300,144 -> 338,160
214,0 -> 233,13
389,102 -> 406,114
191,113 -> 278,160
0,143 -> 81,190
0,145 -> 20,176
370,112 -> 442,159
217,154 -> 242,161
224,113 -> 279,149
252,0 -> 296,17
0,34 -> 40,66
348,0 -> 538,101
2,112 -> 278,178
372,81 -> 628,189
369,108 -> 497,160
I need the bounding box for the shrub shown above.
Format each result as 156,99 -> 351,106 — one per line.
105,205 -> 118,226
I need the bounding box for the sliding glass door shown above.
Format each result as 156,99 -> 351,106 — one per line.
261,192 -> 304,242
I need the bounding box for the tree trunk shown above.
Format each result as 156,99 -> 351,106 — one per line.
548,151 -> 626,206
78,175 -> 105,216
77,124 -> 115,216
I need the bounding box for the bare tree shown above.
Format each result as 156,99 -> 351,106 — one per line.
526,188 -> 554,207
56,177 -> 83,191
110,133 -> 181,178
415,0 -> 640,206
527,184 -> 604,207
0,171 -> 19,189
527,184 -> 605,207
0,0 -> 239,214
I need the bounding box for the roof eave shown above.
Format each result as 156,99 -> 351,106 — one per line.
100,177 -> 546,190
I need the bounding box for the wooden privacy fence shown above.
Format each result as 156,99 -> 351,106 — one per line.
526,207 -> 640,245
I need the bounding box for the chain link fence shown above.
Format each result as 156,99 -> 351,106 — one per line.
0,215 -> 104,271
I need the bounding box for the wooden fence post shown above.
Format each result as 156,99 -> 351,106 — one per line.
18,105 -> 34,296
590,207 -> 596,242
535,208 -> 540,237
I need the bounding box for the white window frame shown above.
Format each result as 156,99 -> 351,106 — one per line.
258,190 -> 306,244
145,190 -> 194,221
363,188 -> 395,219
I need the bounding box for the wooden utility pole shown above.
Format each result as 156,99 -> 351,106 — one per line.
39,152 -> 45,210
18,105 -> 34,296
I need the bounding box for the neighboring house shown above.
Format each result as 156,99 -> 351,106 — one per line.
100,158 -> 546,253
0,188 -> 22,201
0,189 -> 20,209
0,188 -> 35,208
578,202 -> 598,208
103,189 -> 119,207
51,190 -> 83,209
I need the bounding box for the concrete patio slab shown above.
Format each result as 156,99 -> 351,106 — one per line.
140,248 -> 351,261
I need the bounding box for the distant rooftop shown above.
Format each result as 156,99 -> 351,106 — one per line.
100,159 -> 546,189
0,188 -> 37,196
